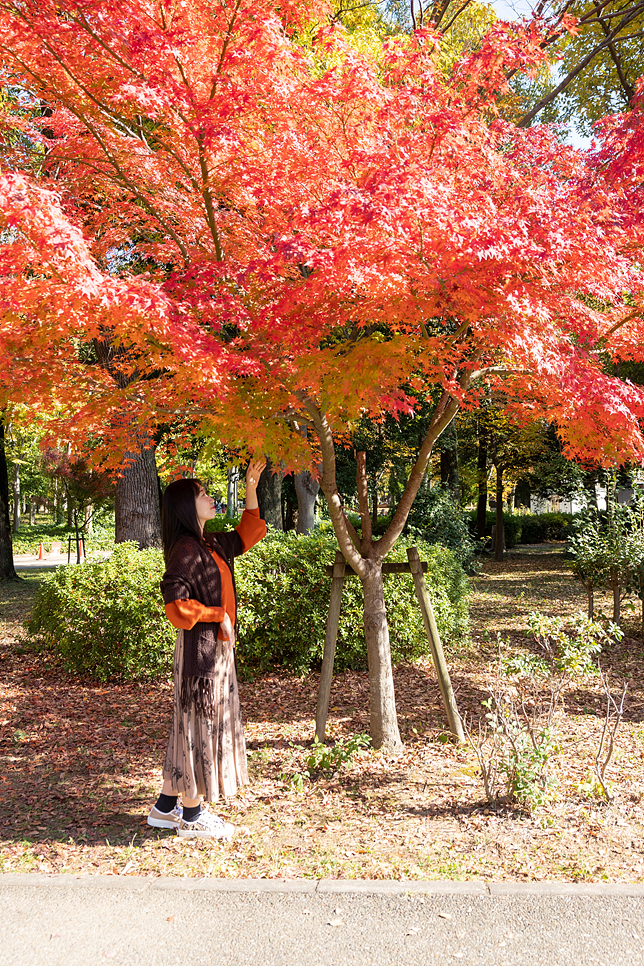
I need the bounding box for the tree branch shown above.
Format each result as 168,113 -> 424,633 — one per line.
376,366 -> 475,559
517,4 -> 643,127
297,393 -> 365,574
356,450 -> 373,549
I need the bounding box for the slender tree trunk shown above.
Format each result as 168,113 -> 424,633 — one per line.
12,462 -> 20,533
114,442 -> 162,548
612,573 -> 621,626
371,488 -> 378,530
476,419 -> 488,540
0,419 -> 17,580
440,422 -> 460,503
494,465 -> 505,561
587,580 -> 594,620
29,502 -> 36,526
361,561 -> 403,753
227,466 -> 239,516
294,469 -> 319,535
257,457 -> 283,530
282,477 -> 297,531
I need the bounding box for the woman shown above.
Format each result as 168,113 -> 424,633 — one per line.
147,458 -> 267,839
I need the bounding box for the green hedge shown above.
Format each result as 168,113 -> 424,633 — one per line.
235,532 -> 470,675
518,512 -> 574,543
26,543 -> 174,681
26,533 -> 470,682
467,511 -> 575,548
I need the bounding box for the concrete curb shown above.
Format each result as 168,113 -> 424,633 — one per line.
1,873 -> 643,896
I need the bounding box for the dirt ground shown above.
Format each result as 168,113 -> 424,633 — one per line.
1,547 -> 643,881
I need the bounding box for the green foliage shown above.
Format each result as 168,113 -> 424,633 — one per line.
304,733 -> 371,775
500,650 -> 550,679
467,510 -> 574,548
405,484 -> 478,571
235,531 -> 470,676
12,520 -> 116,555
471,612 -> 618,810
205,513 -> 242,533
516,513 -> 574,544
26,543 -> 174,681
25,531 -> 470,683
568,497 -> 644,619
481,695 -> 557,808
527,612 -> 619,677
282,733 -> 372,790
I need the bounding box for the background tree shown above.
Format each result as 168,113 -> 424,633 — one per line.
41,447 -> 113,561
0,413 -> 17,580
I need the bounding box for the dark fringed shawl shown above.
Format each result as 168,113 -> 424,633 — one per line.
160,529 -> 243,718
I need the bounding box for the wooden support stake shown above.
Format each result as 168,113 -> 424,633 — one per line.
406,546 -> 464,742
316,550 -> 346,743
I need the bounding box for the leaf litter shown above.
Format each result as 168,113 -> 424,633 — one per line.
0,550 -> 643,881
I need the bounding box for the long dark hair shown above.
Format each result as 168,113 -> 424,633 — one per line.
162,477 -> 203,566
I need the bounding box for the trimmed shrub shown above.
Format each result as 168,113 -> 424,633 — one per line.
26,533 -> 470,682
467,510 -> 520,548
205,513 -> 242,533
26,543 -> 174,681
467,510 -> 575,547
518,512 -> 574,544
234,531 -> 470,676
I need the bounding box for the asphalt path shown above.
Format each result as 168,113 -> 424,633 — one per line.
1,876 -> 643,966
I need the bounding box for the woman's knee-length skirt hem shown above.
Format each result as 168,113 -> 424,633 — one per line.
162,630 -> 248,802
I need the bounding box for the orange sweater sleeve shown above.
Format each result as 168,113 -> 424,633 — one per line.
165,599 -> 225,630
236,507 -> 267,552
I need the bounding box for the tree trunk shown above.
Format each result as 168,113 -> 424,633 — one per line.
371,488 -> 378,530
12,462 -> 20,533
282,475 -> 297,531
257,457 -> 283,530
587,580 -> 594,620
29,502 -> 36,526
0,419 -> 17,580
612,573 -> 621,626
440,422 -> 460,503
294,469 -> 319,535
476,418 -> 488,540
227,466 -> 239,516
114,443 -> 162,548
302,383 -> 469,756
361,561 -> 403,753
494,466 -> 505,561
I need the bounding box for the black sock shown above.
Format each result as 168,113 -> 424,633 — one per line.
182,803 -> 202,823
155,793 -> 178,813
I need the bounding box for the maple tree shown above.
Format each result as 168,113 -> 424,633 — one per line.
1,1 -> 644,749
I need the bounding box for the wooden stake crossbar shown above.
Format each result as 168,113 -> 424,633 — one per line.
323,561 -> 428,576
315,546 -> 464,744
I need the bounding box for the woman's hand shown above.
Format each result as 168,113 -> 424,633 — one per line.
244,457 -> 266,510
246,457 -> 267,490
220,612 -> 234,643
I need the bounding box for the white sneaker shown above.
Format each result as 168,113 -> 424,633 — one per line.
147,803 -> 183,829
177,809 -> 234,840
